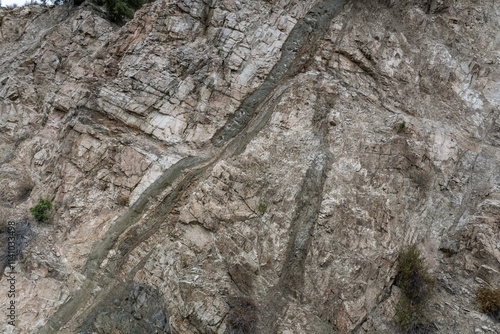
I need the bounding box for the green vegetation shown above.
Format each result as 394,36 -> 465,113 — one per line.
397,245 -> 434,302
30,197 -> 52,222
476,287 -> 500,320
395,298 -> 430,334
397,121 -> 406,133
93,0 -> 147,23
12,0 -> 150,23
395,245 -> 435,333
257,201 -> 267,215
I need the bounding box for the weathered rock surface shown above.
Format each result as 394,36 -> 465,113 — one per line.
0,0 -> 499,333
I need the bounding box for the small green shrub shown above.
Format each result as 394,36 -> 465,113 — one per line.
476,287 -> 500,320
397,121 -> 406,133
257,201 -> 267,215
395,297 -> 434,334
93,0 -> 149,23
397,245 -> 434,303
30,197 -> 52,222
395,245 -> 435,333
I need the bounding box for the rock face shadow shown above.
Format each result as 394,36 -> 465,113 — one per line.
78,283 -> 171,334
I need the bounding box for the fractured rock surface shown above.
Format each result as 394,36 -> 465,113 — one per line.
0,0 -> 499,333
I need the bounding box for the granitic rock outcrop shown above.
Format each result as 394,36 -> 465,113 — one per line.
0,0 -> 499,333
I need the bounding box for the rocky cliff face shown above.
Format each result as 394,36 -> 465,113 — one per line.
0,0 -> 499,333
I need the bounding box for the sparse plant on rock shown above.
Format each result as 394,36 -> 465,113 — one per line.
257,201 -> 267,215
397,121 -> 406,133
395,245 -> 435,333
30,197 -> 52,222
93,0 -> 148,23
397,245 -> 434,302
476,287 -> 500,320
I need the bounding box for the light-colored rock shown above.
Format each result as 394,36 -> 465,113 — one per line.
0,0 -> 499,333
